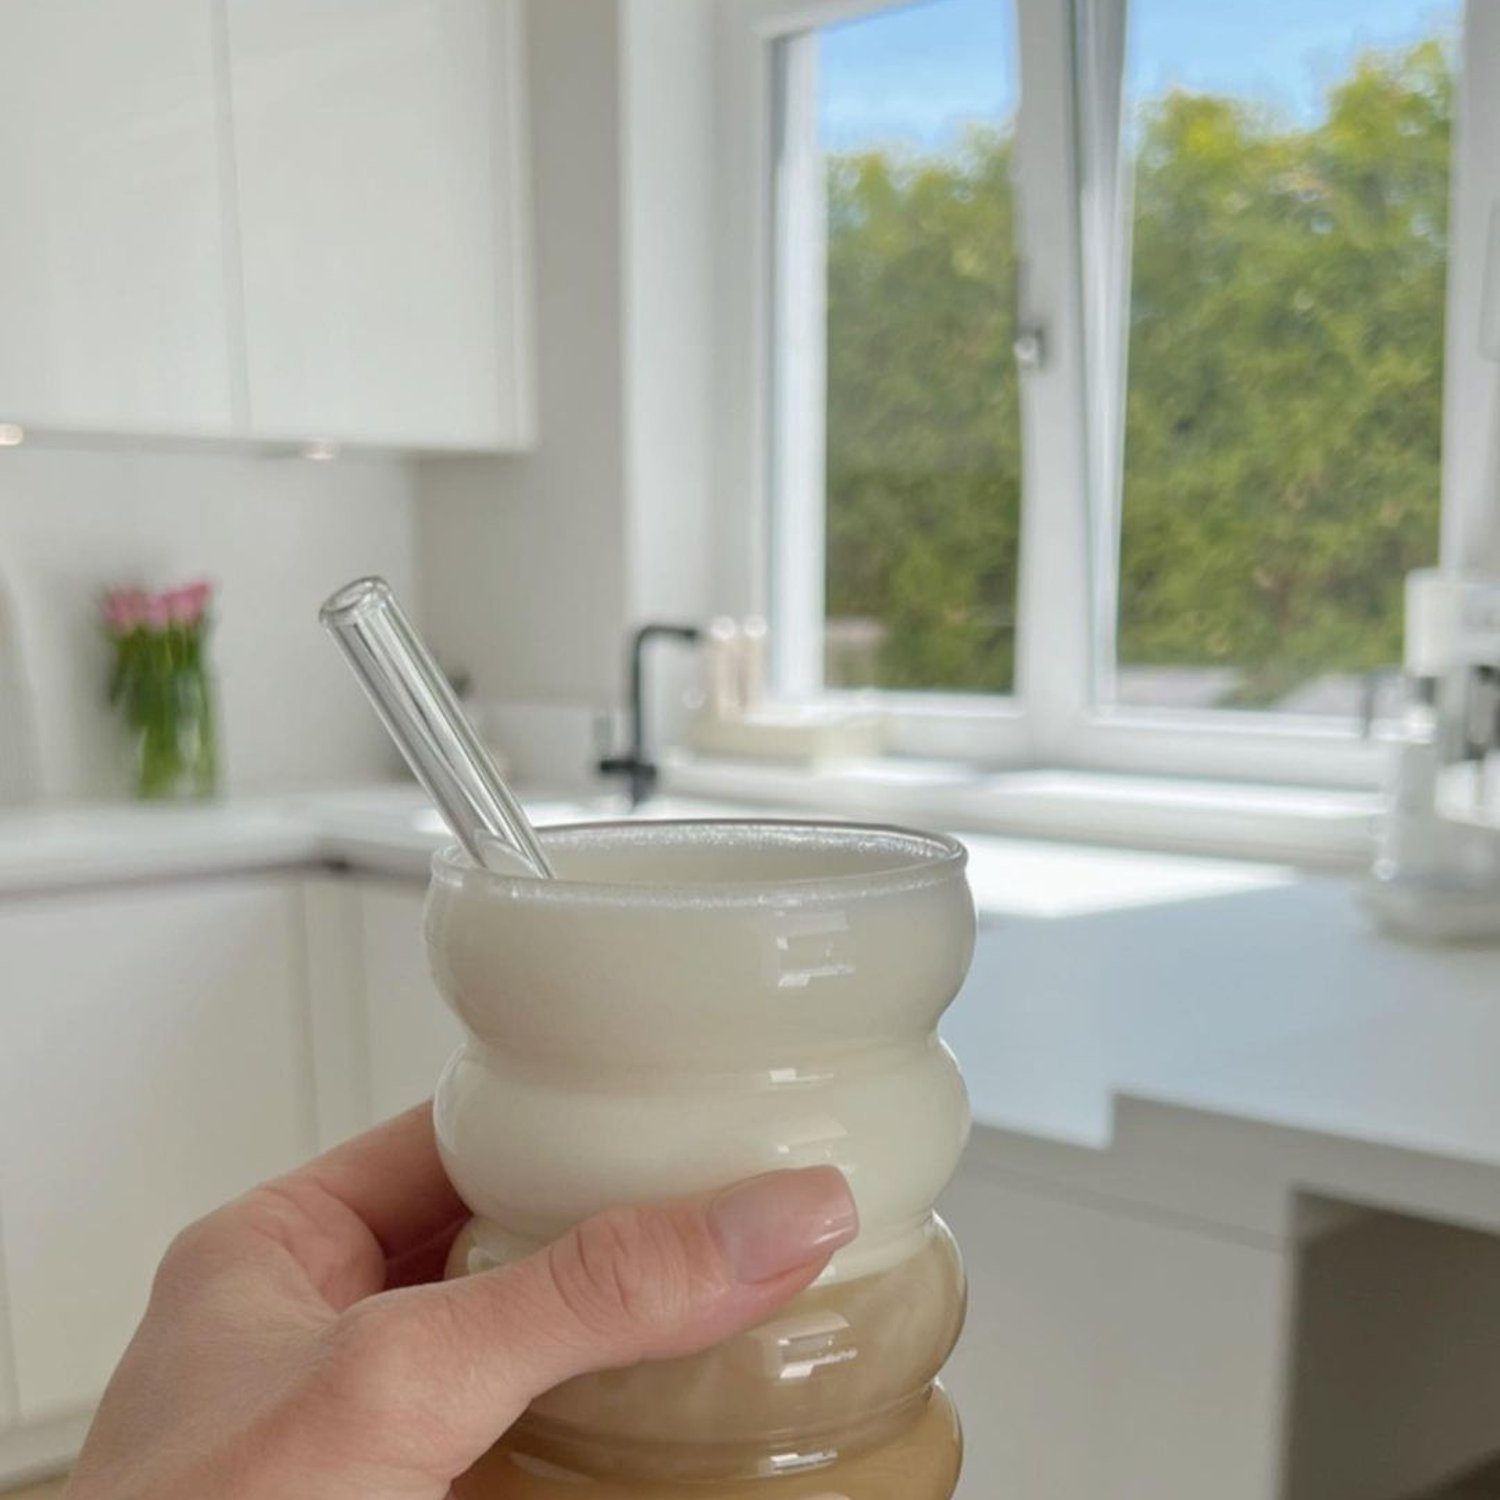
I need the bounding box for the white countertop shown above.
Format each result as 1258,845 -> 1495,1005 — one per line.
0,784 -> 1298,911
0,786 -> 624,895
3,787 -> 1499,1221
0,799 -> 321,894
943,874 -> 1500,1168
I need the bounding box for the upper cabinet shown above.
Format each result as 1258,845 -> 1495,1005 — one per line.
0,0 -> 533,453
225,0 -> 533,450
0,0 -> 238,436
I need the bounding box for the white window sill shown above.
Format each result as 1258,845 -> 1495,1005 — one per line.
662,753 -> 1380,869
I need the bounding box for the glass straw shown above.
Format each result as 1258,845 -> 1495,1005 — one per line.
319,577 -> 554,878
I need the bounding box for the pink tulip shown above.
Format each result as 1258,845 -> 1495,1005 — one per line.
104,580 -> 213,635
166,580 -> 213,627
186,579 -> 213,618
102,588 -> 148,634
144,593 -> 172,631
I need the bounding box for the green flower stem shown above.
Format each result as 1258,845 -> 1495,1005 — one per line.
108,621 -> 219,800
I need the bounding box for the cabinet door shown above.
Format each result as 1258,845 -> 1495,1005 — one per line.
355,882 -> 463,1120
0,0 -> 237,435
225,0 -> 530,449
0,878 -> 315,1420
941,1164 -> 1290,1500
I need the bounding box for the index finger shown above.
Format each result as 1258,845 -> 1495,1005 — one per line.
296,1102 -> 467,1260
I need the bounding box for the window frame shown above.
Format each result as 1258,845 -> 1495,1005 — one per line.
713,0 -> 1498,789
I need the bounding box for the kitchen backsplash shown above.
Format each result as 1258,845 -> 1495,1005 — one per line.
0,445 -> 416,802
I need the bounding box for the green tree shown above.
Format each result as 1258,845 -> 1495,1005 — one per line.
822,38 -> 1451,706
1119,40 -> 1450,702
824,130 -> 1022,691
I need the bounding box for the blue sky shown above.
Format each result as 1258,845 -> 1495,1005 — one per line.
820,0 -> 1460,150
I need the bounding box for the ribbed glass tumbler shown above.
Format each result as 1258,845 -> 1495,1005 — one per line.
424,819 -> 976,1499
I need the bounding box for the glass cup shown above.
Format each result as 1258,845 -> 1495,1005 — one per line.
425,819 -> 975,1499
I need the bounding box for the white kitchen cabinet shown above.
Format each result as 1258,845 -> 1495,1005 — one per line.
0,876 -> 316,1422
941,1159 -> 1291,1500
0,0 -> 238,435
354,879 -> 463,1119
224,0 -> 533,449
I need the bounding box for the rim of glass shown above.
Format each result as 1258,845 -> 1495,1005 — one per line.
430,817 -> 968,907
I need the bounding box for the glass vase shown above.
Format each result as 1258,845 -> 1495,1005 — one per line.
128,664 -> 218,800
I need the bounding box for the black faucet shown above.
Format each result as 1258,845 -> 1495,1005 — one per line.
597,622 -> 703,808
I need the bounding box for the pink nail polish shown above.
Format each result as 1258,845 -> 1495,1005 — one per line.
708,1166 -> 859,1284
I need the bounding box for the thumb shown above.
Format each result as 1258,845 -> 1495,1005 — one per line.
326,1166 -> 857,1472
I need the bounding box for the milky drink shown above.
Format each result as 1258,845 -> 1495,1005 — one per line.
423,820 -> 975,1497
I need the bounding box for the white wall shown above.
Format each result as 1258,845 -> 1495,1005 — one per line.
621,0 -> 719,744
419,0 -> 629,712
621,0 -> 715,629
0,445 -> 415,802
417,0 -> 718,783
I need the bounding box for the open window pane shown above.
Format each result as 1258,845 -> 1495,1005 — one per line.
781,0 -> 1022,695
1113,1 -> 1458,721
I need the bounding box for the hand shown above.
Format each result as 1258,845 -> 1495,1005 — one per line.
65,1104 -> 857,1500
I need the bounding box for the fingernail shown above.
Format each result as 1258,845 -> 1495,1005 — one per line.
708,1167 -> 858,1284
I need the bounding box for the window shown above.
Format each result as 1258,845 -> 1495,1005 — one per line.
1112,0 -> 1458,723
721,0 -> 1494,784
800,0 -> 1022,696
